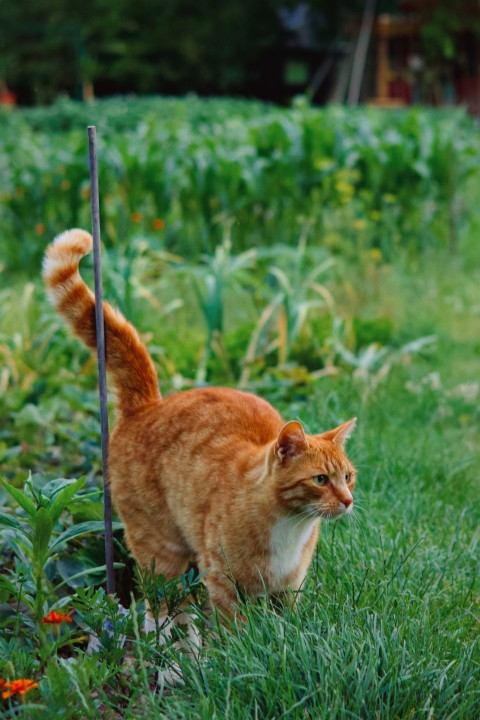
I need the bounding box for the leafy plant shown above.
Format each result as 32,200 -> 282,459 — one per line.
240,234 -> 334,385
183,228 -> 256,382
0,476 -> 121,629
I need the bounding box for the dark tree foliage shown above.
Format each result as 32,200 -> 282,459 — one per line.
0,0 -> 476,105
1,0 -> 288,103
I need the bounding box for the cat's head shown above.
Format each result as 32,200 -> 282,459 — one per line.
271,418 -> 357,520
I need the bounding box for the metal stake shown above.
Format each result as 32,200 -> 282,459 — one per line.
87,126 -> 115,596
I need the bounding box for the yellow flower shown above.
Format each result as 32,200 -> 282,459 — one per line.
314,158 -> 334,171
353,219 -> 366,230
335,180 -> 355,202
336,180 -> 354,195
369,248 -> 382,262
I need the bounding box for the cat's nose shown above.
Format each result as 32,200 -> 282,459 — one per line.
342,497 -> 353,509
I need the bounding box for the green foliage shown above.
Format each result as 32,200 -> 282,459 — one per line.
421,0 -> 480,66
1,98 -> 479,276
0,475 -> 121,626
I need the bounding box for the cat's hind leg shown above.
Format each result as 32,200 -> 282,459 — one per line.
127,526 -> 201,685
128,534 -> 201,687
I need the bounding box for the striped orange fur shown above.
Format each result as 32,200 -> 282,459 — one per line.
43,229 -> 357,621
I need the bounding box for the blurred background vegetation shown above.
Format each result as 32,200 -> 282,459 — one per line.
1,0 -> 480,107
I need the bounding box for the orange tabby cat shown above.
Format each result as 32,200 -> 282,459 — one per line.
43,229 -> 357,624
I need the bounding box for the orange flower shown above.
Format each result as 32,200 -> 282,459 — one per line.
152,218 -> 165,231
41,610 -> 73,624
35,223 -> 46,235
60,179 -> 71,191
131,212 -> 142,223
1,678 -> 39,699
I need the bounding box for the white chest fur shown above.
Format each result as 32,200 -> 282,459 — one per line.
268,515 -> 318,584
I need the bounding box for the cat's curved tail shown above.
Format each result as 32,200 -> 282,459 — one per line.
43,229 -> 161,415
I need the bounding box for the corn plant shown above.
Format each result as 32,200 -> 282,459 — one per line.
240,232 -> 334,386
183,225 -> 257,382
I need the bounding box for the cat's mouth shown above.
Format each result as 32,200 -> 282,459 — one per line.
313,505 -> 353,520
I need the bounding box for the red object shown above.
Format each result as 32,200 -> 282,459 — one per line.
1,678 -> 39,699
388,78 -> 412,103
455,76 -> 480,116
41,610 -> 73,624
0,89 -> 16,106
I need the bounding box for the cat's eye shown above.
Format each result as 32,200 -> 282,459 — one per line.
313,474 -> 329,486
345,473 -> 351,482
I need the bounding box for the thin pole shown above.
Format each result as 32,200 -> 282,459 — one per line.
87,126 -> 115,596
347,0 -> 376,106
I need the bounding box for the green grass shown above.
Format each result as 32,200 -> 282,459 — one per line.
0,97 -> 479,718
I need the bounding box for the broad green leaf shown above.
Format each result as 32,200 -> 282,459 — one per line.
49,520 -> 123,554
2,529 -> 33,563
0,511 -> 23,530
1,479 -> 37,518
48,477 -> 86,525
54,562 -> 125,591
14,403 -> 46,428
0,574 -> 17,595
32,507 -> 53,565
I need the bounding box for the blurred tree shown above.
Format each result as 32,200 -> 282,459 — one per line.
419,0 -> 480,68
2,0 -> 476,105
0,0 -> 79,103
0,0 -> 286,103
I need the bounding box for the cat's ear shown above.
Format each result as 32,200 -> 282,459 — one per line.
317,417 -> 357,448
275,421 -> 308,461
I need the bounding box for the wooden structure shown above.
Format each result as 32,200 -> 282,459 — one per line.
370,7 -> 480,114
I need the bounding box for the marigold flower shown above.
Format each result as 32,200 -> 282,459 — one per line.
41,610 -> 73,624
152,218 -> 165,230
131,212 -> 142,223
1,678 -> 39,699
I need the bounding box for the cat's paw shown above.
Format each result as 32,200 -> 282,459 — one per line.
156,660 -> 184,688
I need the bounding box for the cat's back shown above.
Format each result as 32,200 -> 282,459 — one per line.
109,387 -> 284,520
159,386 -> 284,446
110,386 -> 284,466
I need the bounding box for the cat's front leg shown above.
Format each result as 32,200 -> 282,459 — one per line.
147,605 -> 201,688
204,570 -> 243,624
269,587 -> 302,614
